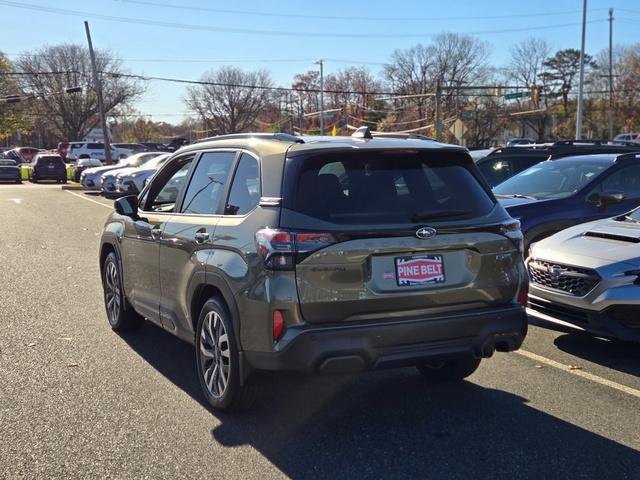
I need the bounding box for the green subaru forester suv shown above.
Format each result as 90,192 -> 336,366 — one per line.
100,130 -> 528,411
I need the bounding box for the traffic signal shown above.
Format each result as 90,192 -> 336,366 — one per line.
530,86 -> 541,104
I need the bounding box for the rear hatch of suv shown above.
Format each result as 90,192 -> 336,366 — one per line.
35,156 -> 66,177
277,146 -> 523,324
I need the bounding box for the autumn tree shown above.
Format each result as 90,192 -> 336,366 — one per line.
15,44 -> 144,141
185,66 -> 273,135
0,52 -> 34,143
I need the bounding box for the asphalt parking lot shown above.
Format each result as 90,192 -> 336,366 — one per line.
1,183 -> 640,479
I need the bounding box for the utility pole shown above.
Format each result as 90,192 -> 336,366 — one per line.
608,8 -> 614,140
84,21 -> 113,165
315,59 -> 324,135
576,0 -> 588,140
435,81 -> 442,141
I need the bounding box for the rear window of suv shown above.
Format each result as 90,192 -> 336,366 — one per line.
287,150 -> 495,225
36,156 -> 64,167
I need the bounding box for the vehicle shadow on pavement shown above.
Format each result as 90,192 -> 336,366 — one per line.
119,321 -> 640,479
554,333 -> 640,378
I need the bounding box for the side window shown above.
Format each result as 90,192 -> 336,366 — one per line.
181,151 -> 236,215
225,154 -> 260,215
594,165 -> 640,199
142,157 -> 194,212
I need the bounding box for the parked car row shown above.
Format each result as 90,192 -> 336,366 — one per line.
80,152 -> 170,195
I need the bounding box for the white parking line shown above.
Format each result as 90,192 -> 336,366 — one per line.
8,198 -> 22,204
516,349 -> 640,400
65,190 -> 112,209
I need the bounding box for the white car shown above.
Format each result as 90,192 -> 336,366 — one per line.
67,142 -> 145,161
99,152 -> 165,195
115,153 -> 171,195
81,152 -> 162,191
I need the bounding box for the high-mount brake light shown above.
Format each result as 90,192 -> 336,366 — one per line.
255,228 -> 337,270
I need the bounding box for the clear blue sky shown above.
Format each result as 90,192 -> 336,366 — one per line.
1,0 -> 639,124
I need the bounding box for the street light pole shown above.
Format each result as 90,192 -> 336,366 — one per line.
315,59 -> 324,135
608,8 -> 614,140
84,21 -> 113,165
575,0 -> 588,140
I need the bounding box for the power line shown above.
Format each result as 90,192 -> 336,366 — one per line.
5,52 -> 389,67
114,0 -> 604,23
0,1 -> 607,39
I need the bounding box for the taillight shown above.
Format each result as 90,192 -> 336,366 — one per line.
255,228 -> 337,270
517,283 -> 529,306
501,218 -> 524,254
273,310 -> 285,342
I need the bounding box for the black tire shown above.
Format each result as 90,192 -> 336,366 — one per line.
417,357 -> 481,382
102,251 -> 143,331
32,178 -> 37,183
15,179 -> 21,184
195,297 -> 259,411
62,178 -> 67,184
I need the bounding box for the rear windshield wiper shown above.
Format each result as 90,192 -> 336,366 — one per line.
411,210 -> 473,222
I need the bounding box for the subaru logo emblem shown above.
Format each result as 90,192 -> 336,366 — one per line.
416,227 -> 437,239
547,265 -> 562,279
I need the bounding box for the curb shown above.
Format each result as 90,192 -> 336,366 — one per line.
61,184 -> 83,191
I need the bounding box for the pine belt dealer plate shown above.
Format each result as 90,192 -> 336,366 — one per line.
395,255 -> 445,286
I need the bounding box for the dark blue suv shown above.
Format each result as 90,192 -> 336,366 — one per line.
493,152 -> 640,249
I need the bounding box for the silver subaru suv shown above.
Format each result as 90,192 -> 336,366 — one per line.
527,208 -> 640,342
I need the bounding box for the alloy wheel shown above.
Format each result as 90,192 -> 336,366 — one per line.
199,311 -> 230,398
104,260 -> 121,325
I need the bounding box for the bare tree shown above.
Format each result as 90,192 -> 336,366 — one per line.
15,44 -> 144,141
383,44 -> 435,120
507,38 -> 552,140
185,66 -> 273,135
383,34 -> 490,128
324,66 -> 381,129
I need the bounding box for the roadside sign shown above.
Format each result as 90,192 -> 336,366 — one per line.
504,91 -> 528,100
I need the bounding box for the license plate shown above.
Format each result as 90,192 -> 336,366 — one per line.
48,165 -> 54,169
395,255 -> 445,286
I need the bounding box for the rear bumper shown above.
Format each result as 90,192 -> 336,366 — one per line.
244,304 -> 527,374
0,173 -> 20,180
33,170 -> 65,179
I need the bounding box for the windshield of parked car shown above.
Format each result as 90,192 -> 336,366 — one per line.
141,154 -> 170,169
126,153 -> 160,168
493,160 -> 608,200
78,158 -> 101,167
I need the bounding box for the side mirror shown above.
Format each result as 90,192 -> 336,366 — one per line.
114,195 -> 139,218
587,190 -> 625,208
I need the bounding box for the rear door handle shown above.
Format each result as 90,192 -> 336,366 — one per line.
194,231 -> 210,244
150,226 -> 162,240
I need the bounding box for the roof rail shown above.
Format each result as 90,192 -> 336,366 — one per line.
194,132 -> 304,144
552,139 -> 605,146
351,126 -> 373,139
615,152 -> 640,162
371,132 -> 436,141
